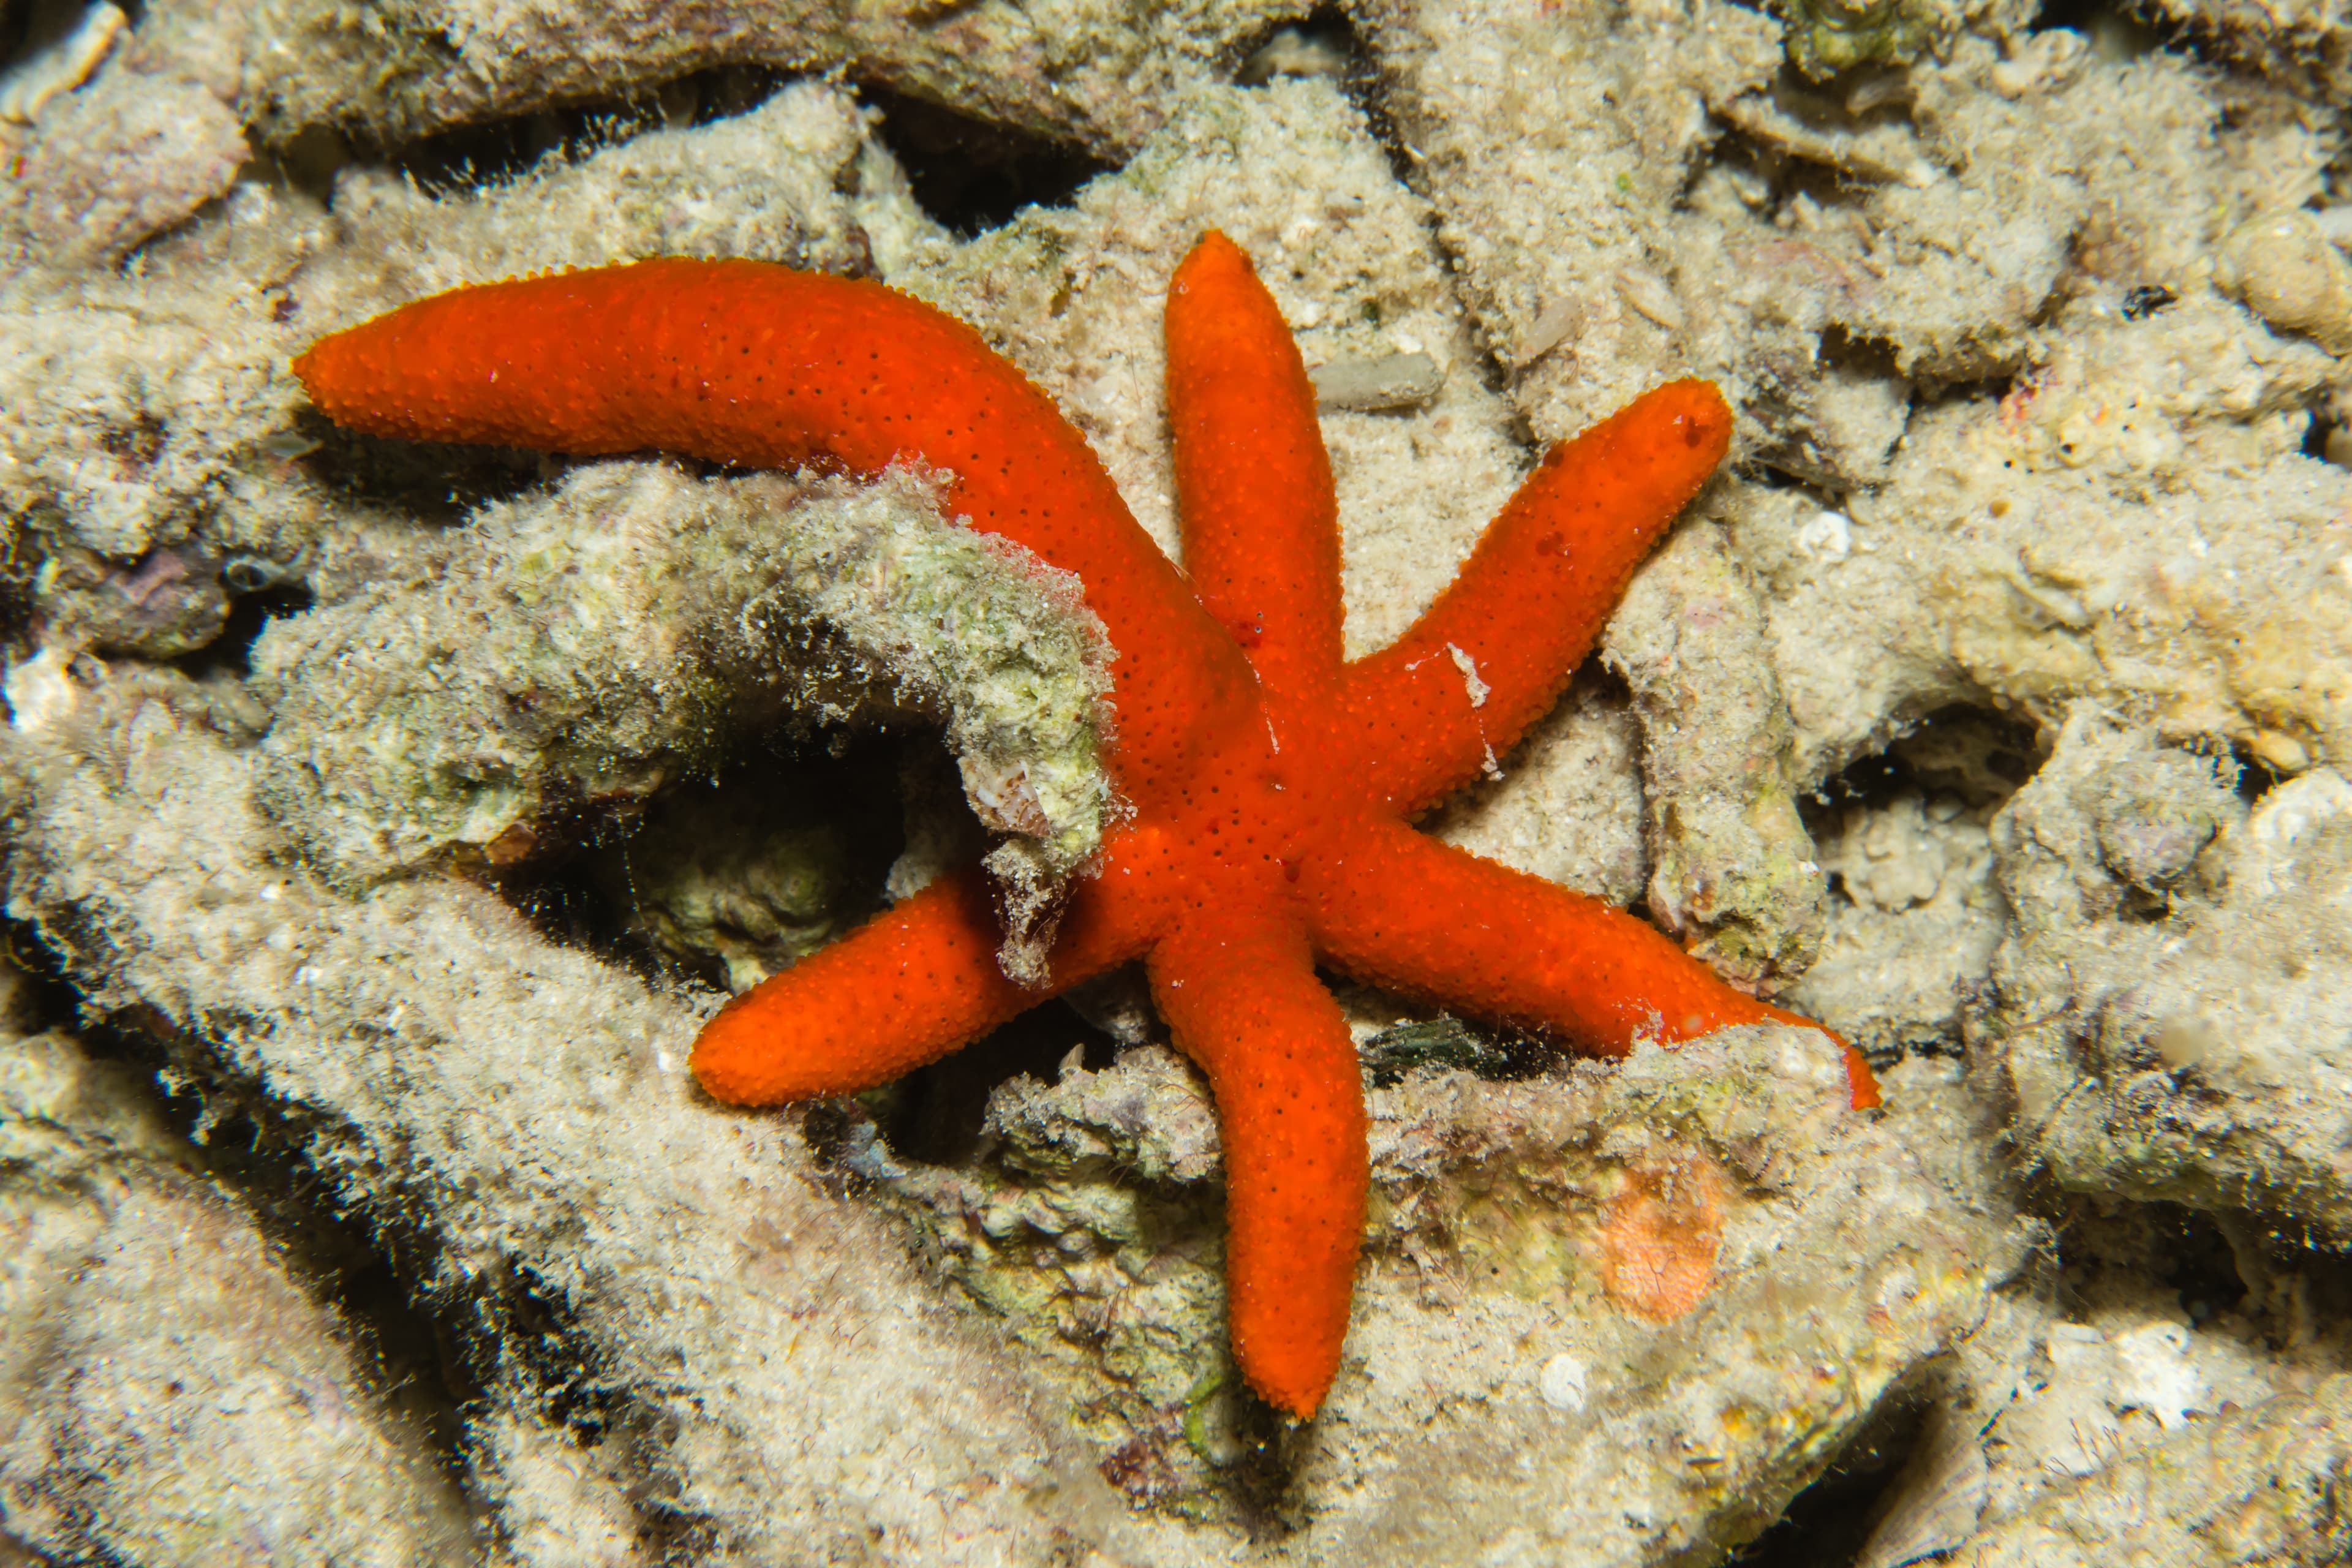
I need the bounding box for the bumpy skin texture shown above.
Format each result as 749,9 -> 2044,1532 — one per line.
295,232 -> 1878,1419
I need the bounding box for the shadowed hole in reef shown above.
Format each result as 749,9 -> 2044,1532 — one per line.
1355,1010 -> 1554,1087
292,412 -> 580,530
490,732 -> 906,989
2029,0 -> 2168,53
1234,7 -> 1360,86
1729,1393 -> 1930,1566
2056,1197 -> 2253,1326
2301,393 -> 2338,460
168,581 -> 314,681
858,84 -> 1114,236
1801,703 -> 2041,828
876,1004 -> 1120,1167
2231,739 -> 2285,807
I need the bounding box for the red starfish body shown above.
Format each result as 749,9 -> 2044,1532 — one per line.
295,233 -> 1879,1419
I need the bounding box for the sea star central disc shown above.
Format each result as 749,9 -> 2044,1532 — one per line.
294,231 -> 1879,1419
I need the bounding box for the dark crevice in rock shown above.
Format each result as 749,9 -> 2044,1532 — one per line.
1803,704 -> 2041,827
858,83 -> 1113,237
292,411 -> 562,530
1358,1013 -> 1555,1087
169,581 -> 312,680
878,1003 -> 1118,1168
1819,323 -> 1905,384
1233,10 -> 1358,89
492,734 -> 906,994
1729,1392 -> 1932,1566
0,919 -> 90,1039
2054,1197 -> 2259,1324
0,0 -> 141,74
2032,0 -> 2169,54
2228,741 -> 2285,807
2302,394 -> 2337,459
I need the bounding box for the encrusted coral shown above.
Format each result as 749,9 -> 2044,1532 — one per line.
230,0 -> 1303,156
252,462 -> 1115,894
1,669 -> 1120,1563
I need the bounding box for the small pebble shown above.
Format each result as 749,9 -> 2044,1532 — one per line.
1537,1352 -> 1589,1412
1796,508 -> 1853,562
2214,209 -> 2352,356
1310,352 -> 1444,413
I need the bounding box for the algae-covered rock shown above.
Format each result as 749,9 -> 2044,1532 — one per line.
2215,209 -> 2352,356
2127,0 -> 2352,103
0,1024 -> 474,1567
1733,294 -> 2351,788
227,0 -> 1303,157
1774,0 -> 1981,80
1605,518 -> 1825,987
1831,1081 -> 2352,1566
293,79 -> 906,326
1373,0 -> 2304,437
1953,1373 -> 2352,1566
1980,709 -> 2352,1240
1425,669 -> 1650,908
0,222 -> 323,652
0,78 -> 900,664
251,462 -> 1115,904
12,56 -> 244,269
851,1025 -> 2026,1555
1785,789 -> 2007,1057
0,667 -> 1146,1564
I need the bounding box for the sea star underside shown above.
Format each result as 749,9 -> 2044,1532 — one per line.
294,233 -> 1880,1419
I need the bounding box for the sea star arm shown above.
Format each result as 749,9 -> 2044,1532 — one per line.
1164,232 -> 1344,703
1302,818 -> 1882,1108
693,865 -> 1157,1104
1338,380 -> 1733,814
292,259 -> 1254,805
1147,913 -> 1366,1419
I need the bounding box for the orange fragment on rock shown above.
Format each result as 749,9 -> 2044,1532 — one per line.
1593,1152 -> 1730,1322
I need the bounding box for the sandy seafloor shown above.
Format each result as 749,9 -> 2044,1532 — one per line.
4,0 -> 2352,1562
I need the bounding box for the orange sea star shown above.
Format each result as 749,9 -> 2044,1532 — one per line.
294,231 -> 1879,1418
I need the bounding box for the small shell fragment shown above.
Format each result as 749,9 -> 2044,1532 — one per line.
1537,1353 -> 1589,1412
1517,297 -> 1586,367
1615,267 -> 1686,332
1309,351 -> 1444,413
1714,91 -> 1939,188
2213,209 -> 2352,356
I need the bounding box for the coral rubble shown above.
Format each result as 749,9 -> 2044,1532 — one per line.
3,0 -> 2351,1557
